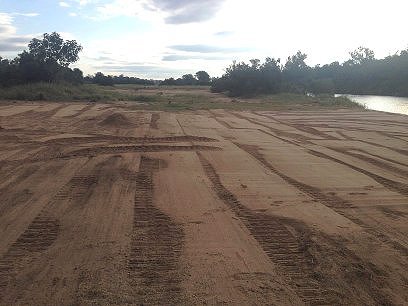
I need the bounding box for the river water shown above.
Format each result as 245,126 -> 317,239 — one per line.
336,94 -> 408,116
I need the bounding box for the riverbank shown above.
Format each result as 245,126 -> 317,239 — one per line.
0,83 -> 363,111
336,94 -> 408,115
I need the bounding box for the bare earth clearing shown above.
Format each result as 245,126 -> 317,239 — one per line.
0,99 -> 407,305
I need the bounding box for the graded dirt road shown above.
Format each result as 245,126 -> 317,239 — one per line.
0,101 -> 407,305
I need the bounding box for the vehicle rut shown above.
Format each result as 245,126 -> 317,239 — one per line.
129,156 -> 184,305
197,152 -> 336,305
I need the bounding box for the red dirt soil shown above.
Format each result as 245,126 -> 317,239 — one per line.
0,102 -> 407,305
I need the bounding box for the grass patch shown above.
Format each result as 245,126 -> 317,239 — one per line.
0,83 -> 363,111
126,92 -> 364,111
256,93 -> 364,108
0,83 -> 123,101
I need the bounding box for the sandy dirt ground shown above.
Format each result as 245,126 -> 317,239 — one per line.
0,101 -> 407,305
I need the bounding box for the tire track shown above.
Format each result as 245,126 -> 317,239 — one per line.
53,175 -> 98,202
235,143 -> 408,255
308,149 -> 408,198
357,140 -> 408,156
228,112 -> 408,198
231,112 -> 312,143
196,152 -> 337,305
0,157 -> 112,295
207,110 -> 236,129
63,145 -> 221,158
0,213 -> 60,289
129,156 -> 184,305
150,113 -> 160,129
43,135 -> 218,145
234,143 -> 350,209
336,131 -> 355,140
0,165 -> 39,215
329,147 -> 408,178
254,112 -> 339,140
1,145 -> 222,166
208,110 -> 298,145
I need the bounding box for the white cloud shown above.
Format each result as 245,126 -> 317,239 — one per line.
26,0 -> 407,78
0,13 -> 40,54
91,0 -> 226,24
69,12 -> 78,17
0,13 -> 17,36
94,0 -> 162,21
12,13 -> 40,17
59,2 -> 71,8
72,0 -> 101,7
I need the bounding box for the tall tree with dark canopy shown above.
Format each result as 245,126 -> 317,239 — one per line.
6,32 -> 85,84
195,71 -> 211,85
348,46 -> 375,65
28,32 -> 82,67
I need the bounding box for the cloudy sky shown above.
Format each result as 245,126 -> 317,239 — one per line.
1,0 -> 407,79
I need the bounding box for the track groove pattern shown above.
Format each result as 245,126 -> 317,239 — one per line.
0,214 -> 60,289
254,112 -> 339,140
0,157 -> 112,296
231,112 -> 312,143
129,156 -> 184,305
1,145 -> 222,166
329,147 -> 408,178
54,175 -> 98,201
43,135 -> 218,145
235,143 -> 350,209
308,149 -> 408,198
197,152 -> 336,305
150,113 -> 160,129
236,143 -> 408,256
65,145 -> 221,158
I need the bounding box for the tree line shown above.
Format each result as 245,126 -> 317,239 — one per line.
0,32 -> 156,87
211,47 -> 408,97
84,72 -> 155,86
0,32 -> 83,86
161,71 -> 211,86
1,32 -> 407,97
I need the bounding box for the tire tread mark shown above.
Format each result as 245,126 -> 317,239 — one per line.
129,156 -> 184,305
308,149 -> 408,198
235,143 -> 350,209
197,152 -> 336,305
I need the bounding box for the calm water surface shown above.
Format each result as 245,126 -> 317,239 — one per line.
337,94 -> 408,115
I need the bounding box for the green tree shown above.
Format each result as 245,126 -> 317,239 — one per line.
94,72 -> 114,86
284,51 -> 308,71
282,51 -> 310,93
181,74 -> 197,85
28,32 -> 82,67
349,46 -> 375,65
195,71 -> 210,85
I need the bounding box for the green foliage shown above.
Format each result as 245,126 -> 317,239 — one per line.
28,32 -> 82,67
348,47 -> 375,65
211,57 -> 282,96
212,48 -> 408,97
0,32 -> 83,86
93,72 -> 114,86
195,71 -> 211,85
161,71 -> 211,86
0,83 -> 129,101
0,82 -> 362,111
85,73 -> 155,85
181,74 -> 197,85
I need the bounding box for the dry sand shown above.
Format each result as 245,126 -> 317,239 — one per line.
0,101 -> 407,305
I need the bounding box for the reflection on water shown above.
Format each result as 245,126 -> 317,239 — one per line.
336,94 -> 408,115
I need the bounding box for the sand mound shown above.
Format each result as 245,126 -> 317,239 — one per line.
99,113 -> 132,127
